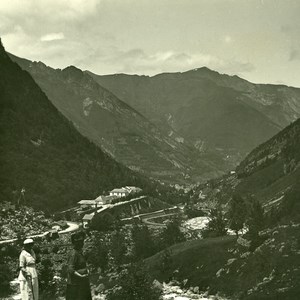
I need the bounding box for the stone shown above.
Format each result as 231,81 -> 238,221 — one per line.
96,283 -> 105,292
153,279 -> 163,291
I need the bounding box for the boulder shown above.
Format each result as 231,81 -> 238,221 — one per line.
153,279 -> 163,291
96,283 -> 105,293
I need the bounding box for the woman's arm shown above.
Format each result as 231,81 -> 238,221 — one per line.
19,252 -> 29,277
67,252 -> 87,278
74,271 -> 88,278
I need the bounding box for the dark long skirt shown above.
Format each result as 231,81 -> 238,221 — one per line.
66,280 -> 92,300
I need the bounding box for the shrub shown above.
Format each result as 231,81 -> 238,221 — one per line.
90,212 -> 116,231
106,263 -> 161,300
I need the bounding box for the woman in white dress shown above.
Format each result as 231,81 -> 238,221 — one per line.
18,238 -> 39,300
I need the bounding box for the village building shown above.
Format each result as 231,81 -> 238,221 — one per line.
109,186 -> 142,198
78,195 -> 119,210
125,186 -> 142,194
95,195 -> 118,204
78,200 -> 99,209
79,186 -> 143,225
109,188 -> 130,198
82,213 -> 94,228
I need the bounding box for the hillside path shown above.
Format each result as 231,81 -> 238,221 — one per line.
0,221 -> 79,245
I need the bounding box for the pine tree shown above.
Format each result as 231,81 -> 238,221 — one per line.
86,232 -> 109,271
110,229 -> 127,267
160,248 -> 173,275
131,223 -> 156,260
90,212 -> 115,231
247,198 -> 265,234
246,198 -> 265,251
160,217 -> 186,248
228,194 -> 247,236
204,207 -> 227,237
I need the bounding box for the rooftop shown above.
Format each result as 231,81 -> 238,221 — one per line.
78,200 -> 96,205
95,195 -> 118,201
82,213 -> 94,221
110,188 -> 129,193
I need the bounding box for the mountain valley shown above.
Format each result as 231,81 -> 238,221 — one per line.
90,68 -> 300,170
10,55 -> 230,184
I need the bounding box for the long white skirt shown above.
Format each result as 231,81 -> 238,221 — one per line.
19,278 -> 39,300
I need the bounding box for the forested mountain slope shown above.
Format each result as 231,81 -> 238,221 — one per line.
194,117 -> 300,209
10,55 -> 229,184
0,39 -> 150,211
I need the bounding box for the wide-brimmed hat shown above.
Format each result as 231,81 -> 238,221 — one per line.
23,238 -> 34,245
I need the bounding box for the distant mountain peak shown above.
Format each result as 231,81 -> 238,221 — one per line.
63,65 -> 83,74
186,66 -> 224,77
63,65 -> 81,71
62,65 -> 85,81
191,66 -> 212,72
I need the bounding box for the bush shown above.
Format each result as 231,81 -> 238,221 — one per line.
90,212 -> 116,231
0,264 -> 13,297
202,207 -> 227,238
106,263 -> 162,300
184,205 -> 206,218
131,223 -> 156,260
85,232 -> 109,272
159,217 -> 186,248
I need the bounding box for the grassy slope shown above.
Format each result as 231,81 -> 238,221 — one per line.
145,236 -> 236,289
215,225 -> 300,300
195,117 -> 300,207
145,224 -> 300,299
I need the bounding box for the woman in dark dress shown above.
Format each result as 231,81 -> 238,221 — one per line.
66,232 -> 92,300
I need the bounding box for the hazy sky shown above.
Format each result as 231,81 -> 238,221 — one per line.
1,0 -> 299,87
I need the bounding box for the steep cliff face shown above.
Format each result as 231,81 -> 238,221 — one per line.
236,118 -> 300,176
10,54 -> 230,184
193,117 -> 300,208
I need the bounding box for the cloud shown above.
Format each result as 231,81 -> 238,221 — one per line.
0,0 -> 101,18
289,49 -> 299,61
114,49 -> 255,75
0,0 -> 101,42
40,32 -> 65,42
224,35 -> 232,44
78,46 -> 255,77
0,0 -> 102,68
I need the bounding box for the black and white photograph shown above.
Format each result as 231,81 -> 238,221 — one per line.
0,0 -> 300,299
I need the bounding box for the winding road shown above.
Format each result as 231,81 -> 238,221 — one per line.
0,221 -> 80,245
142,213 -> 178,227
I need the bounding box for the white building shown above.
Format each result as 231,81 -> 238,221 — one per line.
95,195 -> 118,204
125,186 -> 142,194
82,213 -> 94,228
109,188 -> 130,198
109,186 -> 142,198
78,199 -> 101,209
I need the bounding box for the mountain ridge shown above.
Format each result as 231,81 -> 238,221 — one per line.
0,39 -> 155,211
9,53 -> 229,184
89,67 -> 300,166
